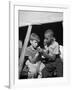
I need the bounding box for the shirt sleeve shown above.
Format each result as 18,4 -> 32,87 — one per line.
53,42 -> 59,55
25,48 -> 33,57
49,41 -> 59,55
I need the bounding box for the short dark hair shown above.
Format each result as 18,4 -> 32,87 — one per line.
44,29 -> 54,38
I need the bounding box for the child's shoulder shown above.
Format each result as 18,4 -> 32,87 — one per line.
25,46 -> 33,56
51,40 -> 59,48
26,46 -> 32,51
25,46 -> 37,57
53,41 -> 59,45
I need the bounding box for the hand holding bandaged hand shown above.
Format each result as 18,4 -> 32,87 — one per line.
37,46 -> 43,53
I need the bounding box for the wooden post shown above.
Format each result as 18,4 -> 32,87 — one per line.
19,25 -> 32,73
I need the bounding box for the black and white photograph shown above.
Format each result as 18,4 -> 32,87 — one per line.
18,10 -> 63,79
0,0 -> 72,89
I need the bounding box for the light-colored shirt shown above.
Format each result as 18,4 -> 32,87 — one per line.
47,41 -> 59,56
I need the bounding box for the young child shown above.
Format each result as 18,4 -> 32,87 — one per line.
24,33 -> 45,78
41,29 -> 63,77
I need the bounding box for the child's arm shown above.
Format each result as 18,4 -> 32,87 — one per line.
41,50 -> 56,60
29,52 -> 39,63
37,47 -> 55,60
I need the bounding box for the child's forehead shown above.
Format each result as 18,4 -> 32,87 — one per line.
45,33 -> 51,35
44,30 -> 53,37
45,33 -> 52,38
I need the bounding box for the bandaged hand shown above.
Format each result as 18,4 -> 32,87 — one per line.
37,47 -> 43,53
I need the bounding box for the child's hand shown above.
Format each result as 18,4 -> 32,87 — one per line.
44,45 -> 49,51
35,52 -> 39,57
42,55 -> 45,58
37,47 -> 43,52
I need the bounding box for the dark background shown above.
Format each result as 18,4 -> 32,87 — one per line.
19,21 -> 63,48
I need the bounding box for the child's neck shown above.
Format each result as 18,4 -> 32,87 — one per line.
47,39 -> 54,47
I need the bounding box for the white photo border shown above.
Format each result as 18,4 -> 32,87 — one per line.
9,1 -> 71,88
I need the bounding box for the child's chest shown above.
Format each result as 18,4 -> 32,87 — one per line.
26,60 -> 41,73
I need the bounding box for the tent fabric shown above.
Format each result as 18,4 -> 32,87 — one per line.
18,10 -> 63,27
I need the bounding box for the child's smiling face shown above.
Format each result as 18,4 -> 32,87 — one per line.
44,30 -> 54,45
45,33 -> 52,43
30,40 -> 38,48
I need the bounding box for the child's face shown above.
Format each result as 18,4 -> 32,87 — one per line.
45,33 -> 52,43
30,40 -> 38,48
